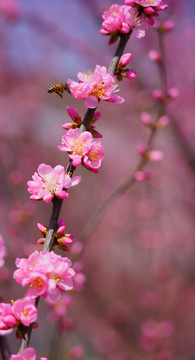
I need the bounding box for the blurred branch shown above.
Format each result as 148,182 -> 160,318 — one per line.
79,26 -> 175,246
0,336 -> 11,360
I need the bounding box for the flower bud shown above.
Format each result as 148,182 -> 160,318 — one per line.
126,70 -> 136,79
148,50 -> 161,63
140,112 -> 153,126
118,53 -> 132,69
161,20 -> 175,32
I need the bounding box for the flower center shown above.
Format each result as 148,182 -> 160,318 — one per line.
108,9 -> 119,15
71,138 -> 86,155
89,83 -> 106,99
42,174 -> 58,193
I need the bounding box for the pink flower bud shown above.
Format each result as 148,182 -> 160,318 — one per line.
140,112 -> 153,126
118,53 -> 132,69
37,238 -> 45,245
134,171 -> 146,182
74,272 -> 86,292
126,70 -> 136,79
156,115 -> 170,129
152,89 -> 164,101
69,345 -> 85,359
93,111 -> 101,121
56,225 -> 66,236
148,150 -> 164,162
168,87 -> 179,99
161,20 -> 175,32
66,107 -> 82,124
144,6 -> 154,15
148,50 -> 161,63
137,144 -> 147,155
37,223 -> 47,235
62,122 -> 78,130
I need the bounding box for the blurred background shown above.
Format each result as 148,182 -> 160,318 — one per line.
0,0 -> 195,359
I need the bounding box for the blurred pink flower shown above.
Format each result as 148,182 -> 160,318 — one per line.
13,251 -> 75,302
68,345 -> 85,359
68,65 -> 124,108
148,49 -> 162,63
0,235 -> 7,268
27,164 -> 81,203
10,347 -> 48,360
139,319 -> 174,351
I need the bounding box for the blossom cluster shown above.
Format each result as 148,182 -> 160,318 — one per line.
37,219 -> 74,252
100,1 -> 168,42
0,297 -> 37,334
10,347 -> 48,360
58,128 -> 104,172
13,250 -> 75,302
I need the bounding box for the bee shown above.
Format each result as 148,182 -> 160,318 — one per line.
48,82 -> 70,98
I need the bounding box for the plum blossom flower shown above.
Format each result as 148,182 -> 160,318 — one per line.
68,65 -> 124,108
13,251 -> 75,302
10,347 -> 48,360
59,128 -> 104,172
100,4 -> 133,38
0,297 -> 37,332
83,142 -> 104,172
100,4 -> 148,40
27,164 -> 81,203
125,0 -> 168,26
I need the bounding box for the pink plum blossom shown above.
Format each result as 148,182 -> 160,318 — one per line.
67,65 -> 124,108
12,297 -> 38,327
124,0 -> 168,26
83,141 -> 104,172
0,297 -> 37,332
10,347 -> 48,360
100,4 -> 133,36
13,251 -> 75,302
27,164 -> 81,203
59,129 -> 93,166
100,4 -> 148,40
59,128 -> 104,172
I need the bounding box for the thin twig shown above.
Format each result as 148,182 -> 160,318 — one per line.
79,28 -> 170,246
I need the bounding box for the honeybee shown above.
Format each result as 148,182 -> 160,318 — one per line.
48,82 -> 70,98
